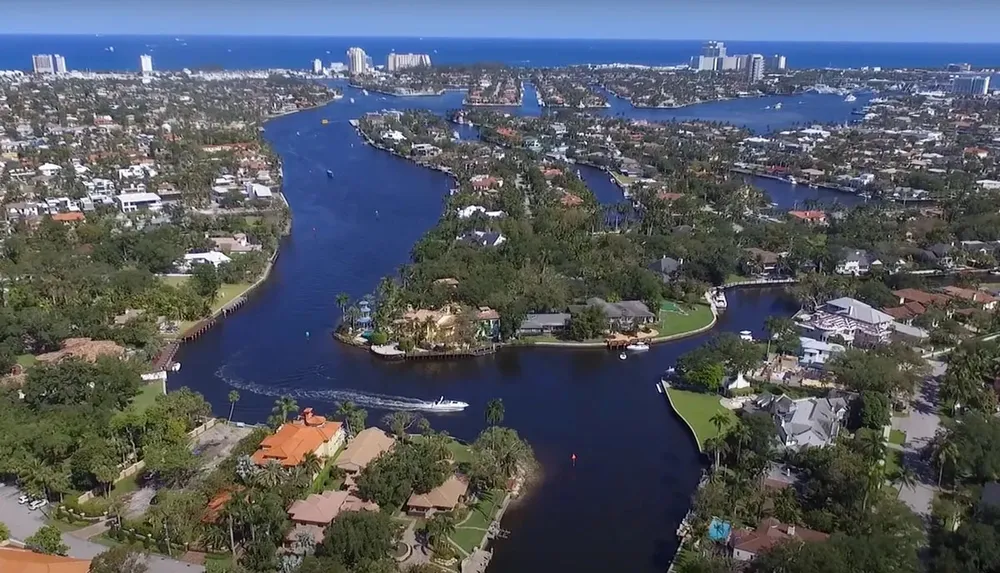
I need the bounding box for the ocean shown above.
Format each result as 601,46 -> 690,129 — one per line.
2,35 -> 1000,71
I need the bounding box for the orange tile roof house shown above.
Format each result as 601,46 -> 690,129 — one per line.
406,474 -> 469,517
0,547 -> 91,573
285,490 -> 378,546
251,408 -> 345,468
334,427 -> 395,474
941,285 -> 999,310
787,210 -> 828,225
730,518 -> 829,561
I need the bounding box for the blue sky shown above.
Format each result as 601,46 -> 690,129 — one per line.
2,0 -> 998,43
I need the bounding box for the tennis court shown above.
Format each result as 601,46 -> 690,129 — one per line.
660,300 -> 688,315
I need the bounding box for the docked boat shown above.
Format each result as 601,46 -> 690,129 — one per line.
362,89 -> 369,96
326,170 -> 334,178
713,290 -> 728,309
844,94 -> 857,102
739,330 -> 754,342
787,176 -> 797,185
424,397 -> 469,412
619,352 -> 628,361
627,341 -> 650,352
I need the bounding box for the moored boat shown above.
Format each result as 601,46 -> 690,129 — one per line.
627,341 -> 650,352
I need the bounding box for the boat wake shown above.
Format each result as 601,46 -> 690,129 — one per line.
215,364 -> 461,413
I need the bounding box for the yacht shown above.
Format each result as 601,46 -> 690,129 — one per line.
424,397 -> 469,412
326,170 -> 334,178
739,330 -> 754,342
774,102 -> 783,110
844,94 -> 857,103
627,341 -> 650,352
362,89 -> 370,96
713,290 -> 728,309
787,176 -> 798,185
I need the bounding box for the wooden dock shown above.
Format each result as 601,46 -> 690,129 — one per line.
403,345 -> 498,361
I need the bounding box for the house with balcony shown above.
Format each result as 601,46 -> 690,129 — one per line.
115,191 -> 162,213
795,297 -> 895,347
251,408 -> 345,468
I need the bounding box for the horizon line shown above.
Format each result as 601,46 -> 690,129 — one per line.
2,33 -> 1000,46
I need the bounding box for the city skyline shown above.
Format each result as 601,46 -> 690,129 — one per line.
3,0 -> 1000,43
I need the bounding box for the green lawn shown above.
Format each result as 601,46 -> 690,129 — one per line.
666,389 -> 734,451
656,303 -> 715,338
47,516 -> 89,532
16,354 -> 37,367
312,445 -> 345,493
410,435 -> 475,464
131,383 -> 164,414
889,429 -> 907,446
160,276 -> 252,312
610,172 -> 636,187
450,489 -> 503,554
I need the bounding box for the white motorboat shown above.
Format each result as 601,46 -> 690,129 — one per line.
423,397 -> 469,412
713,290 -> 728,309
362,89 -> 370,96
844,94 -> 857,102
774,102 -> 783,110
627,341 -> 650,352
619,352 -> 628,360
739,330 -> 754,342
350,97 -> 355,104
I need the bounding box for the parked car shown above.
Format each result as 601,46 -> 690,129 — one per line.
18,494 -> 30,504
29,499 -> 48,511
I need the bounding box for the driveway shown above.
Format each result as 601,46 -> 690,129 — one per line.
891,360 -> 946,517
0,484 -> 203,572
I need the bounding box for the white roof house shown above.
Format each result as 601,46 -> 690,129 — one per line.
115,192 -> 162,213
456,205 -> 505,219
249,183 -> 273,198
183,251 -> 232,267
38,163 -> 62,176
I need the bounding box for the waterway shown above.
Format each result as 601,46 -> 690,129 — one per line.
169,82 -> 853,573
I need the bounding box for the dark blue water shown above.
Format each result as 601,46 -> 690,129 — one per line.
8,34 -> 922,572
3,35 -> 999,71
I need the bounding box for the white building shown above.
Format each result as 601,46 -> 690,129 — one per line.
37,163 -> 62,177
952,76 -> 990,96
183,252 -> 232,268
312,58 -> 323,74
456,205 -> 505,219
32,54 -> 55,74
768,54 -> 787,71
53,54 -> 67,74
347,47 -> 368,76
115,192 -> 162,213
387,53 -> 431,72
747,54 -> 765,83
140,54 -> 154,75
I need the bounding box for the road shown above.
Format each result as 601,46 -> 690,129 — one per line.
0,484 -> 204,572
891,360 -> 946,517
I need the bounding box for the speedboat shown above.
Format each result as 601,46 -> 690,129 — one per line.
424,397 -> 469,412
739,330 -> 754,342
627,341 -> 650,352
619,352 -> 628,360
774,102 -> 783,109
326,170 -> 334,178
362,89 -> 370,96
844,94 -> 857,102
350,97 -> 355,104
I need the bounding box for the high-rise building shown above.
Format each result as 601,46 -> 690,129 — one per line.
767,54 -> 787,71
53,54 -> 67,74
313,59 -> 323,74
387,52 -> 432,72
952,76 -> 990,95
718,56 -> 741,71
140,54 -> 154,74
690,55 -> 717,71
346,47 -> 368,76
747,54 -> 765,83
702,41 -> 726,59
32,54 -> 55,74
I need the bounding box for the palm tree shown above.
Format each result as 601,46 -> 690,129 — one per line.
335,292 -> 350,317
227,390 -> 240,423
932,432 -> 960,489
334,401 -> 366,437
254,461 -> 285,489
894,465 -> 918,493
423,511 -> 458,553
709,412 -> 731,438
704,435 -> 729,472
271,395 -> 298,425
485,398 -> 505,427
301,452 -> 323,478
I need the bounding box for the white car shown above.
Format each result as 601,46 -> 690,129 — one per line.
18,494 -> 30,504
29,499 -> 48,511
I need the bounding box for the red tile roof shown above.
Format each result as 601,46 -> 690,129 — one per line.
251,409 -> 342,467
731,518 -> 829,557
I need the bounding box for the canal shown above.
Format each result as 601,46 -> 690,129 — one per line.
169,83 -> 852,573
